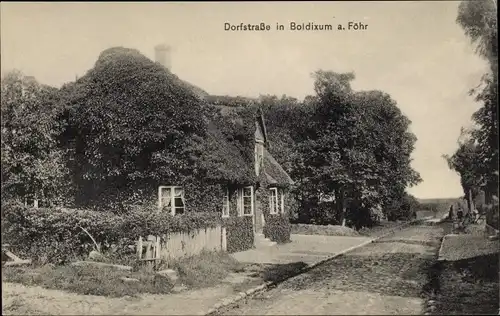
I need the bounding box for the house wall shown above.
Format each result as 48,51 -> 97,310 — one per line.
258,186 -> 291,243
223,187 -> 254,253
144,183 -> 256,253
253,116 -> 291,243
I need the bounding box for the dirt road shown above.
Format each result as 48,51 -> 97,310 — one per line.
219,223 -> 445,315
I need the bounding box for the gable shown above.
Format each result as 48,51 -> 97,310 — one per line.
256,108 -> 268,144
255,121 -> 265,142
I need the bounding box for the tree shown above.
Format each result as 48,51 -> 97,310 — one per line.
1,70 -> 69,204
291,71 -> 421,228
258,95 -> 310,174
450,0 -> 498,203
354,90 -> 422,220
444,129 -> 486,212
283,70 -> 423,228
457,0 -> 497,66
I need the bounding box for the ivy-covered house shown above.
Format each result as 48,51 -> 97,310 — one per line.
61,46 -> 294,253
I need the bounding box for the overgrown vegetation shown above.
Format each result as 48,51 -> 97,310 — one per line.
171,250 -> 244,288
435,254 -> 499,315
1,201 -> 222,264
260,72 -> 422,229
2,251 -> 243,297
1,43 -> 423,257
224,217 -> 254,253
443,0 -> 498,227
2,265 -> 174,297
1,71 -> 69,204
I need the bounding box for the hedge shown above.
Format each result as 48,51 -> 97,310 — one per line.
224,216 -> 254,253
264,214 -> 291,243
1,202 -> 222,264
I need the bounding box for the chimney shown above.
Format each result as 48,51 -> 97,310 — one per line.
154,44 -> 171,71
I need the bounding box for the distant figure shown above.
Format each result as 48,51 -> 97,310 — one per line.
472,208 -> 479,223
457,207 -> 464,221
448,205 -> 454,220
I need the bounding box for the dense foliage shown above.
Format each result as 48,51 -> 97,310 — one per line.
2,44 -> 422,251
54,47 -> 257,210
59,48 -> 206,208
1,71 -> 69,205
260,71 -> 421,228
445,0 -> 498,207
1,201 -> 222,264
224,217 -> 254,253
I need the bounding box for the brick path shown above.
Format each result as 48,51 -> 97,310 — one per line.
220,224 -> 445,315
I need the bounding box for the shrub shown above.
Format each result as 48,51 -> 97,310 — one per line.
1,201 -> 222,264
264,215 -> 291,243
224,216 -> 254,253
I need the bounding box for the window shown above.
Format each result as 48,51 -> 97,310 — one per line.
269,188 -> 285,215
158,186 -> 185,215
269,188 -> 279,214
24,195 -> 42,208
238,186 -> 254,216
222,189 -> 230,218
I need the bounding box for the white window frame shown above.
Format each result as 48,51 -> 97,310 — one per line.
238,186 -> 254,217
24,195 -> 40,208
269,187 -> 285,215
158,186 -> 185,215
269,188 -> 279,215
222,188 -> 230,218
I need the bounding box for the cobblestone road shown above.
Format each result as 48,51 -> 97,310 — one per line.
220,223 -> 445,315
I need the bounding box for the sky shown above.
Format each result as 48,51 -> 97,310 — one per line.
1,1 -> 489,199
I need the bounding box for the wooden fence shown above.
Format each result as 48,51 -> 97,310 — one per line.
137,225 -> 227,266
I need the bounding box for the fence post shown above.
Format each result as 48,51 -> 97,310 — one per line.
137,236 -> 143,259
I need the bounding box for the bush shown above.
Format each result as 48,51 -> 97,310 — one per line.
224,216 -> 254,253
264,215 -> 291,243
1,201 -> 222,264
483,202 -> 499,230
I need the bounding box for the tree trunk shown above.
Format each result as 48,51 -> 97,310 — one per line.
468,189 -> 474,213
336,189 -> 347,226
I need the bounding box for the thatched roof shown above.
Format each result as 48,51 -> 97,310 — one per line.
203,119 -> 255,184
209,103 -> 292,187
78,46 -> 292,187
263,147 -> 294,186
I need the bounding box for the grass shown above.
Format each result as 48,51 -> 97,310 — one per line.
358,220 -> 404,237
171,250 -> 244,289
2,251 -> 245,297
291,219 -> 415,239
2,294 -> 43,315
291,223 -> 361,237
435,253 -> 499,315
2,264 -> 174,297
